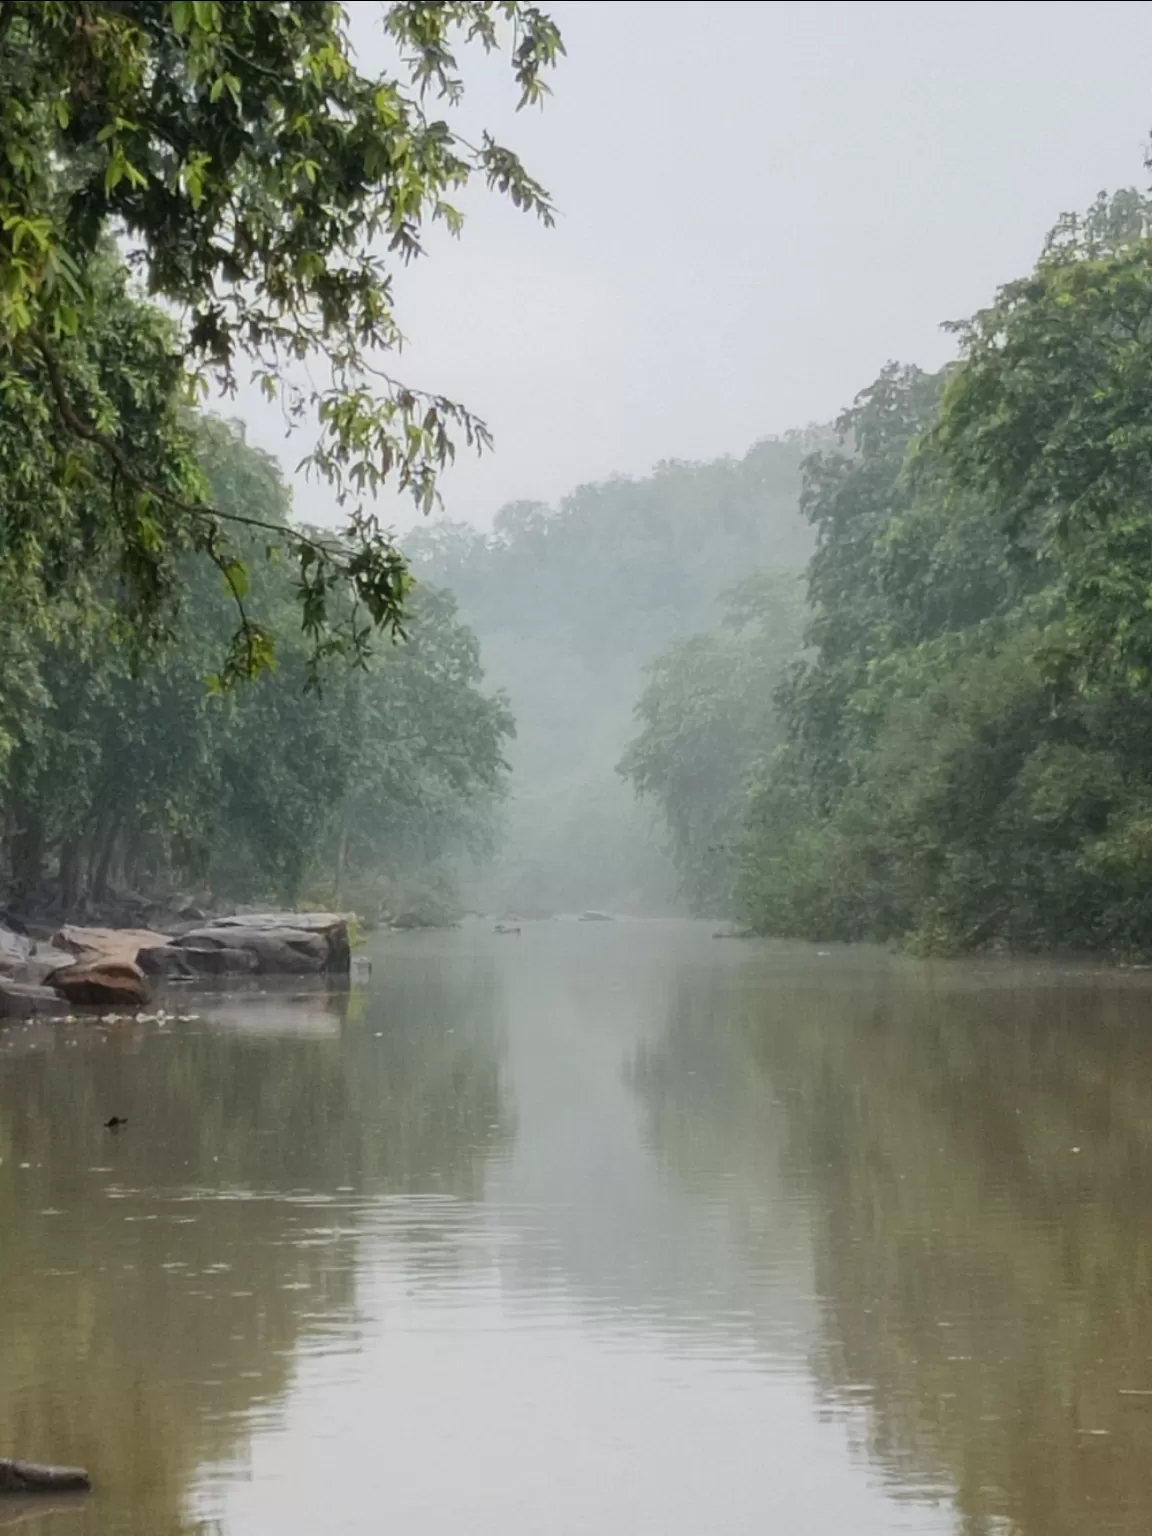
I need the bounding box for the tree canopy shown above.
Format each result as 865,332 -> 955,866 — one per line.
733,191 -> 1152,951
609,188 -> 1152,950
0,0 -> 561,675
618,571 -> 805,914
0,413 -> 514,919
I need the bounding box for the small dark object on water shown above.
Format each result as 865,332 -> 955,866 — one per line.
104,1116 -> 127,1131
493,923 -> 521,936
0,1458 -> 92,1494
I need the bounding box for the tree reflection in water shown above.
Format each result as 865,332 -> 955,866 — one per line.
0,961 -> 511,1535
631,946 -> 1152,1536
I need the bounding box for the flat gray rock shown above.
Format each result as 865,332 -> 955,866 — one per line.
139,944 -> 259,979
173,914 -> 351,973
206,911 -> 347,933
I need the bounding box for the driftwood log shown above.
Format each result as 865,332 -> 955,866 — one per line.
0,1460 -> 91,1494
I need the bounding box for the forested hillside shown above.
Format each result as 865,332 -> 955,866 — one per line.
629,188 -> 1152,953
405,436 -> 818,914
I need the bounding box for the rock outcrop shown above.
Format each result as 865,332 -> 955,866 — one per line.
52,961 -> 151,1008
51,926 -> 169,967
141,912 -> 351,978
0,922 -> 75,1016
139,943 -> 258,980
0,912 -> 353,1017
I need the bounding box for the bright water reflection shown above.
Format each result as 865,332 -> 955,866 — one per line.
1,921 -> 1151,1533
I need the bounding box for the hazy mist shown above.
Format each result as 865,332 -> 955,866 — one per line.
234,0 -> 1152,531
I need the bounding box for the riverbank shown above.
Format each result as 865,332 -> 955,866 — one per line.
0,913 -> 353,1021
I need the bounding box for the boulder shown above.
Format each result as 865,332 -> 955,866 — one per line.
175,913 -> 351,974
51,926 -> 170,967
136,944 -> 178,978
0,1458 -> 91,1493
52,961 -> 150,1008
0,925 -> 31,976
139,943 -> 258,979
178,928 -> 327,973
0,981 -> 71,1021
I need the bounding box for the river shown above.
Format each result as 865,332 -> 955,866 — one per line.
2,919 -> 1151,1535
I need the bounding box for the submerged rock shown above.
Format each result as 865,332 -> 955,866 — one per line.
0,1458 -> 91,1494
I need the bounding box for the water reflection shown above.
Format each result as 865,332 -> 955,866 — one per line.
0,957 -> 510,1535
741,952 -> 1152,1536
6,925 -> 1152,1536
630,941 -> 1152,1536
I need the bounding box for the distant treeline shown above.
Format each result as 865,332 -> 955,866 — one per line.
624,188 -> 1152,952
405,435 -> 820,915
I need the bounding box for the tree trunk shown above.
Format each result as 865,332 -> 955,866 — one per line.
9,808 -> 45,912
334,819 -> 349,909
121,829 -> 145,894
90,812 -> 124,903
58,837 -> 82,912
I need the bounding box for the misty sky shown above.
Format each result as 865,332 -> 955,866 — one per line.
232,0 -> 1152,531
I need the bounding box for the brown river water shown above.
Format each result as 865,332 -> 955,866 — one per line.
2,919 -> 1152,1535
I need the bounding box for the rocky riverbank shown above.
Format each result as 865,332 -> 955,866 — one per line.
0,912 -> 352,1020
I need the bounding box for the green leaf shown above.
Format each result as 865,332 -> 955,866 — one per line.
222,558 -> 250,600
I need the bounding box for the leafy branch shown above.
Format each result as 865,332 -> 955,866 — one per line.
35,333 -> 408,686
0,1 -> 563,676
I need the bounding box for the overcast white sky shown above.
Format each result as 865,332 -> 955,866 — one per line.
230,0 -> 1152,530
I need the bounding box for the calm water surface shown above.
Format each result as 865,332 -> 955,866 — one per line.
2,920 -> 1152,1535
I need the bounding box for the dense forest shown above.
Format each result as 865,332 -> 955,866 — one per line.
625,189 -> 1152,953
0,382 -> 512,922
0,1 -> 553,925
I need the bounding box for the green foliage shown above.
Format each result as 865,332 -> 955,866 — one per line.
0,415 -> 513,914
0,248 -> 200,673
0,0 -> 561,672
933,188 -> 1152,692
737,190 -> 1152,953
618,572 -> 806,913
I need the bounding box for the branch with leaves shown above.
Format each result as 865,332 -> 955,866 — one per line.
0,0 -> 563,676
